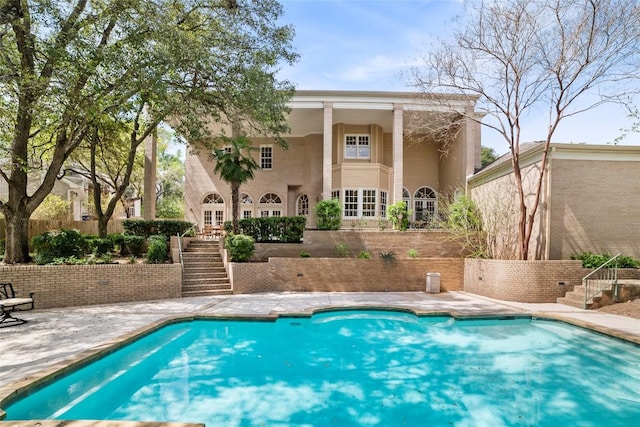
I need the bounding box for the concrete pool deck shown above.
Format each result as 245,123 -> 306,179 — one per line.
1,291 -> 639,398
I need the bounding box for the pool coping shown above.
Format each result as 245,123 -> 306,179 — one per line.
1,304 -> 638,424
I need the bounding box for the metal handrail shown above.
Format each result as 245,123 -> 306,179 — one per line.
583,253 -> 621,309
176,232 -> 185,278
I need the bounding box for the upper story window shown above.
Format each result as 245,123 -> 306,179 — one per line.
344,134 -> 370,159
260,145 -> 273,170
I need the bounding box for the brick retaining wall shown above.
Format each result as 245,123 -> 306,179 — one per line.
464,259 -> 585,303
0,264 -> 182,309
252,230 -> 464,261
230,258 -> 464,293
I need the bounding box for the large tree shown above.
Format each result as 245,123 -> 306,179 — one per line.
0,0 -> 296,262
412,0 -> 640,259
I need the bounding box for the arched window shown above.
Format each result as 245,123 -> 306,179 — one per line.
201,193 -> 224,226
203,193 -> 224,204
402,187 -> 411,209
413,186 -> 437,224
297,194 -> 309,216
258,193 -> 283,217
259,193 -> 282,204
241,193 -> 254,219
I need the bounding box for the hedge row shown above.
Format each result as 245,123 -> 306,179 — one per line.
224,216 -> 306,243
122,219 -> 194,237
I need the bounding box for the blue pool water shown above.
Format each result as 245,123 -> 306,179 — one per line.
3,311 -> 640,426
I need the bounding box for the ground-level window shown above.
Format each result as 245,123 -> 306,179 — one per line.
331,190 -> 340,202
297,194 -> 309,216
260,145 -> 273,170
414,186 -> 437,223
202,192 -> 225,226
342,189 -> 379,218
203,209 -> 224,226
241,193 -> 253,219
259,192 -> 282,217
379,191 -> 387,218
344,190 -> 359,217
361,189 -> 376,217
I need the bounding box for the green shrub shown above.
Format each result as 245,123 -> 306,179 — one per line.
300,250 -> 311,258
314,199 -> 341,230
379,251 -> 396,263
224,216 -> 306,243
109,234 -> 127,255
408,249 -> 418,258
387,202 -> 409,231
85,235 -> 115,255
124,235 -> 146,258
146,235 -> 168,264
31,229 -> 88,265
335,242 -> 351,258
571,252 -> 639,269
357,250 -> 371,259
0,239 -> 4,260
225,234 -> 255,262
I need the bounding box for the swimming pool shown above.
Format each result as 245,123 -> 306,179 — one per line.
2,310 -> 639,426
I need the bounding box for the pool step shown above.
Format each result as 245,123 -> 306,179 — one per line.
181,240 -> 232,297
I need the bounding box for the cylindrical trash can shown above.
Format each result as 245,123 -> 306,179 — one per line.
426,272 -> 441,293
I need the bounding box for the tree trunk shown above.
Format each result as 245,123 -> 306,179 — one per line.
98,215 -> 110,238
3,212 -> 31,264
231,182 -> 240,234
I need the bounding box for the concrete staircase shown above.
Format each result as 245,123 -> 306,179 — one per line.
181,240 -> 232,297
557,280 -> 640,309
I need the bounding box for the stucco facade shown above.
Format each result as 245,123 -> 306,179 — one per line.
184,91 -> 481,228
468,143 -> 640,260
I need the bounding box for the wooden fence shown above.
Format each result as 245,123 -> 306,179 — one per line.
0,219 -> 124,240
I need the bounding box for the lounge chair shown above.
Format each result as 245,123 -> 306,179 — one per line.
0,283 -> 34,327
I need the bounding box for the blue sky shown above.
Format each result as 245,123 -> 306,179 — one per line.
278,0 -> 639,154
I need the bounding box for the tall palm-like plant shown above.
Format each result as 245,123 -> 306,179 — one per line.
212,135 -> 259,234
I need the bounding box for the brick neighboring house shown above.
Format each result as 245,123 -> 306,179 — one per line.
468,142 -> 640,260
184,90 -> 482,228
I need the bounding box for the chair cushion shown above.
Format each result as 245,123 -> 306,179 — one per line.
0,298 -> 33,308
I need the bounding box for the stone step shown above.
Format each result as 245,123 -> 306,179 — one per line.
183,282 -> 232,291
559,291 -> 588,305
184,268 -> 226,274
182,252 -> 222,258
556,296 -> 591,309
182,274 -> 229,287
184,273 -> 229,280
184,276 -> 229,285
182,289 -> 233,297
182,258 -> 224,266
184,247 -> 220,252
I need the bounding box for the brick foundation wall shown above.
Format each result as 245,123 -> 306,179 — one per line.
464,259 -> 585,303
252,230 -> 464,261
0,264 -> 182,309
230,258 -> 464,293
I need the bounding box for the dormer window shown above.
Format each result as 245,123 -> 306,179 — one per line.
345,134 -> 370,159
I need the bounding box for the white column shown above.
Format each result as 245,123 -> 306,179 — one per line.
322,102 -> 333,199
392,104 -> 404,204
143,128 -> 157,219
